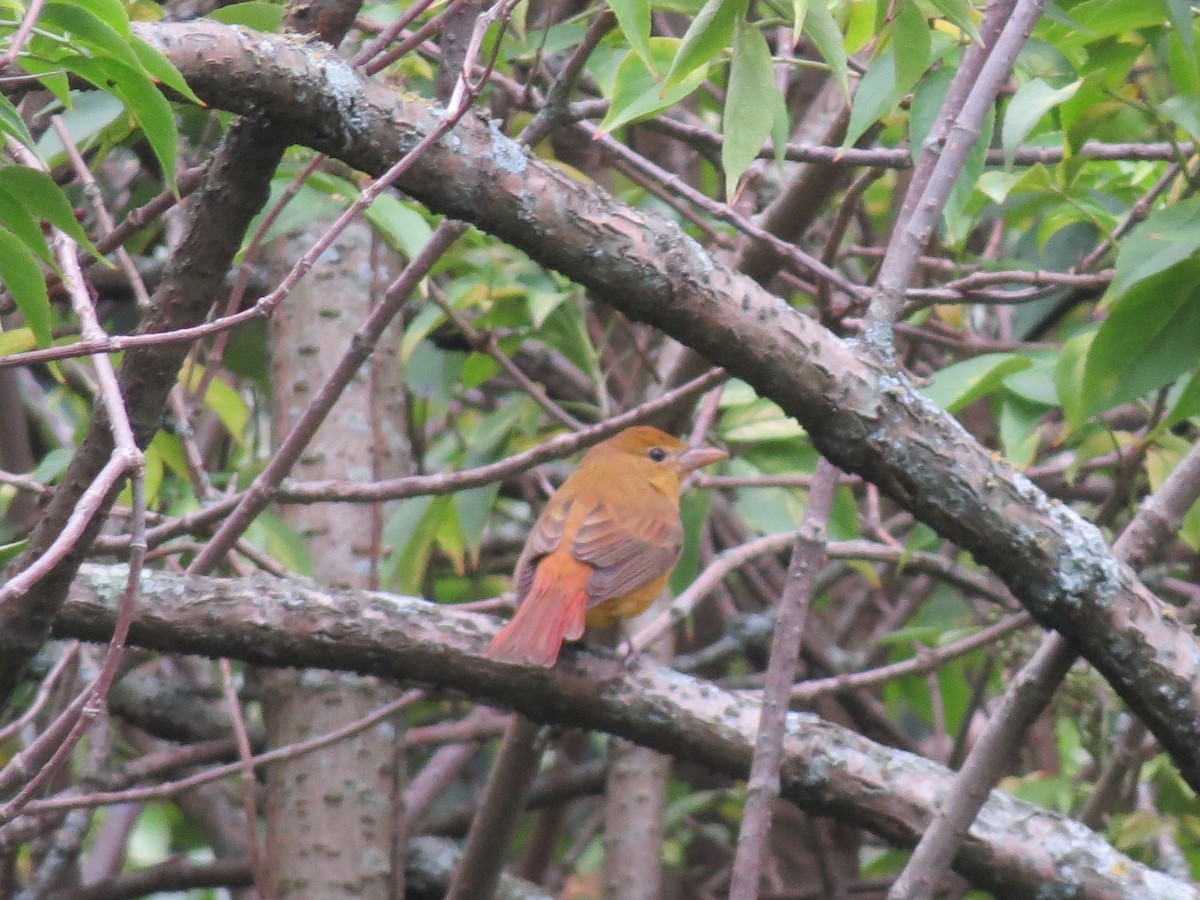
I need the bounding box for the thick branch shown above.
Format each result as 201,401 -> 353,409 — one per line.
51,564 -> 1197,900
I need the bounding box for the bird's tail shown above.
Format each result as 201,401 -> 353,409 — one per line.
486,554 -> 588,667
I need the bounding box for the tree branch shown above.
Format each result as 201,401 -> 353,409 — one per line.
47,564 -> 1200,900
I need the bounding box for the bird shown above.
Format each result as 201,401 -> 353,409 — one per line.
485,425 -> 726,667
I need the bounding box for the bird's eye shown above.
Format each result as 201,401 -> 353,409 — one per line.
648,447 -> 666,462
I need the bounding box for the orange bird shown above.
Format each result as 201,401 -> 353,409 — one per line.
486,426 -> 726,667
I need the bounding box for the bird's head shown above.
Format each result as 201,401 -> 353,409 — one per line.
590,426 -> 727,493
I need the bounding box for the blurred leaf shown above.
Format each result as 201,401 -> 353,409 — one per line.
921,353 -> 1032,413
600,39 -> 712,132
790,0 -> 809,48
722,17 -> 784,199
0,327 -> 38,357
0,165 -> 100,257
454,484 -> 500,568
118,440 -> 163,506
365,193 -> 433,258
0,226 -> 51,346
0,186 -> 53,266
461,352 -> 500,389
247,512 -> 312,576
206,1 -> 285,31
130,36 -> 203,105
1002,78 -> 1080,167
927,0 -> 979,40
1104,195 -> 1200,304
892,1 -> 930,96
671,488 -> 712,594
0,541 -> 26,568
719,397 -> 805,442
65,56 -> 178,187
802,0 -> 849,99
42,2 -> 141,70
34,92 -> 126,161
1083,260 -> 1200,418
1166,367 -> 1200,429
181,367 -> 250,441
0,91 -> 36,150
662,0 -> 747,94
608,0 -> 654,71
1056,330 -> 1096,432
843,46 -> 896,148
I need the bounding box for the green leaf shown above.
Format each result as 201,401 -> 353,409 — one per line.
41,2 -> 142,71
0,226 -> 52,346
1105,195 -> 1200,304
599,39 -> 712,132
34,92 -> 125,162
0,541 -> 27,569
248,512 -> 312,576
0,91 -> 36,150
181,366 -> 250,440
920,353 -> 1033,413
461,351 -> 500,388
790,0 -> 809,49
662,0 -> 747,94
206,1 -> 285,31
66,56 -> 178,187
0,166 -> 100,257
927,0 -> 980,41
1001,78 -> 1081,167
802,0 -> 849,100
723,17 -> 784,199
999,395 -> 1047,469
1083,260 -> 1200,417
1167,0 -> 1198,84
892,0 -> 930,98
58,0 -> 130,35
842,46 -> 896,148
0,327 -> 38,358
454,484 -> 500,568
1166,367 -> 1200,429
0,185 -> 53,266
608,0 -> 655,72
364,193 -> 433,258
1055,330 -> 1095,433
131,36 -> 203,105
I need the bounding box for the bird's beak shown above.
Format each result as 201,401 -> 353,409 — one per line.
678,445 -> 728,473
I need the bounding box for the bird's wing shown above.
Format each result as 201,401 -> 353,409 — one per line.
513,498 -> 573,604
571,500 -> 682,606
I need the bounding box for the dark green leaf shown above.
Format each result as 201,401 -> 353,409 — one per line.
1084,260 -> 1200,417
